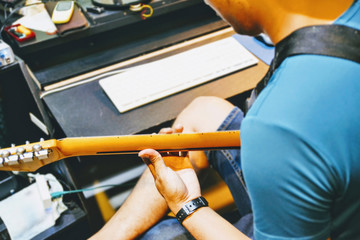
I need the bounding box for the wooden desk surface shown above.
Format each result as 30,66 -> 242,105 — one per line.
42,30 -> 269,137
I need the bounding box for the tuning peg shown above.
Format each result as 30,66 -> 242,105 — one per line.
21,152 -> 34,162
0,150 -> 18,165
1,150 -> 10,158
32,144 -> 42,152
35,150 -> 49,160
16,147 -> 27,163
16,147 -> 25,155
7,154 -> 19,165
32,144 -> 49,160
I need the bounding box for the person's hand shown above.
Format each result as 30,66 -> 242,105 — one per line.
158,124 -> 184,135
138,149 -> 201,214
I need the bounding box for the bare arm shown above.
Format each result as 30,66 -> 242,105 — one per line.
183,207 -> 250,240
89,169 -> 169,239
139,149 -> 250,240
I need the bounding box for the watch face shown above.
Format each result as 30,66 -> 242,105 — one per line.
56,1 -> 73,11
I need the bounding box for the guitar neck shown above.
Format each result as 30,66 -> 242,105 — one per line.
57,130 -> 241,157
0,131 -> 240,172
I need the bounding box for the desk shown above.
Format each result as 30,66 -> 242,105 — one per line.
3,0 -> 229,87
42,29 -> 269,137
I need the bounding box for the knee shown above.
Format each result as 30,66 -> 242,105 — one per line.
185,96 -> 232,118
188,96 -> 226,109
175,96 -> 234,133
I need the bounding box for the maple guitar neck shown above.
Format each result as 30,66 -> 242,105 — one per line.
58,130 -> 241,156
0,131 -> 240,172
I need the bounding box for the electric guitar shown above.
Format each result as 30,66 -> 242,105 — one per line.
0,131 -> 240,172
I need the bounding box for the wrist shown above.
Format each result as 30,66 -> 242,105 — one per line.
175,196 -> 208,224
169,194 -> 202,214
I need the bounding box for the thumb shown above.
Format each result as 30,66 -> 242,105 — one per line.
139,149 -> 168,179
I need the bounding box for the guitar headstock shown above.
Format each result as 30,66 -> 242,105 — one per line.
0,139 -> 63,172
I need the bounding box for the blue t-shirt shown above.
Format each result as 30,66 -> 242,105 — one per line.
241,1 -> 360,239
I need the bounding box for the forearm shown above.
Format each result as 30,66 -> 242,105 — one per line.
138,149 -> 247,240
90,169 -> 169,240
182,207 -> 250,240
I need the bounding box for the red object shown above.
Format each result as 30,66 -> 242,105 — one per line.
4,24 -> 36,42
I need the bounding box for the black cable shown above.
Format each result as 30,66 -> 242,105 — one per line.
0,4 -> 22,38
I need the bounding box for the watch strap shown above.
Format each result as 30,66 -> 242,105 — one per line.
176,196 -> 208,224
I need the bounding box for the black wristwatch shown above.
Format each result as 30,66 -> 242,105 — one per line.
176,196 -> 208,224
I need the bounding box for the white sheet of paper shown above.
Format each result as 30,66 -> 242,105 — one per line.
14,4 -> 57,34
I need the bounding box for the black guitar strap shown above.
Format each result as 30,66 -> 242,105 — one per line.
244,24 -> 360,113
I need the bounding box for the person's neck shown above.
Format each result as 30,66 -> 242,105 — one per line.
260,0 -> 354,44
